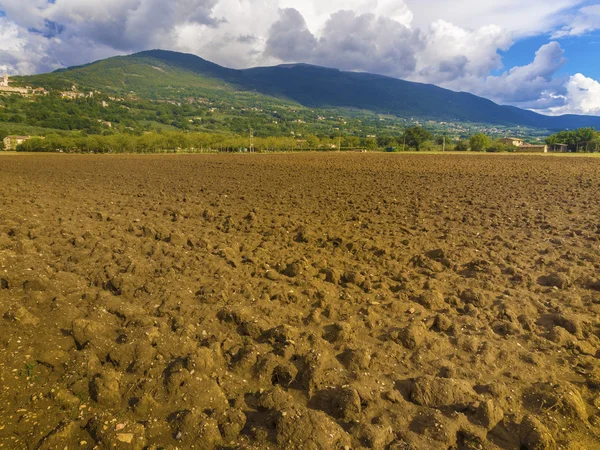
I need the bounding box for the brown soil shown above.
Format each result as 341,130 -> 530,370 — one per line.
1,153 -> 600,450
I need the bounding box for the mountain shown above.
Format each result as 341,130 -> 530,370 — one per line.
136,50 -> 600,129
13,49 -> 600,131
239,65 -> 600,129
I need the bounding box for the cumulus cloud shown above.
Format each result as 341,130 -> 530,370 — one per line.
0,16 -> 67,74
414,20 -> 512,83
265,8 -> 421,77
160,0 -> 283,70
479,42 -> 567,104
316,11 -> 421,76
541,73 -> 600,115
0,0 -> 223,73
265,8 -> 318,62
0,18 -> 28,73
278,0 -> 414,34
2,0 -> 220,49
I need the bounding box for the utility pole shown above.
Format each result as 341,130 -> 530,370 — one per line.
442,136 -> 446,152
338,128 -> 341,152
250,128 -> 254,153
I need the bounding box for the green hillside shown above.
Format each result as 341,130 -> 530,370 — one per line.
18,55 -> 282,105
3,49 -> 598,145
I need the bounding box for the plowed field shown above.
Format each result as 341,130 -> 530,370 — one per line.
1,153 -> 600,450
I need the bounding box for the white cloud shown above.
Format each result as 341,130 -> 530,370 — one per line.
479,41 -> 567,104
541,73 -> 600,115
265,8 -> 421,77
173,0 -> 281,69
552,4 -> 600,38
405,0 -> 585,37
0,16 -> 65,74
414,20 -> 512,83
277,0 -> 414,33
3,0 -> 220,49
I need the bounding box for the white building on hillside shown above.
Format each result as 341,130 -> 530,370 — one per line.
0,74 -> 29,95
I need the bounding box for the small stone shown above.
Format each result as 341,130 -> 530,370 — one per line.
116,433 -> 134,444
169,232 -> 185,246
265,270 -> 279,281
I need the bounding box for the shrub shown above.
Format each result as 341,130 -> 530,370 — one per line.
454,140 -> 468,151
486,142 -> 513,153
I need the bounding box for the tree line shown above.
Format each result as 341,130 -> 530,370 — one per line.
545,127 -> 600,152
12,127 -> 443,153
11,126 -> 600,154
467,127 -> 600,153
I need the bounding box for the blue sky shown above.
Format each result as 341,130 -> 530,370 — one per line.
500,32 -> 600,80
0,0 -> 599,115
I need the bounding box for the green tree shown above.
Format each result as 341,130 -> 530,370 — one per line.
404,126 -> 432,151
545,128 -> 600,151
377,135 -> 395,148
454,140 -> 468,151
576,127 -> 595,143
361,136 -> 378,150
305,134 -> 320,149
486,141 -> 513,152
469,133 -> 492,152
342,136 -> 361,149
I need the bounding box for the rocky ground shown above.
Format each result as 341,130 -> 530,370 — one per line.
1,153 -> 600,450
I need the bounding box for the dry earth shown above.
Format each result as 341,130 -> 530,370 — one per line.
1,153 -> 600,450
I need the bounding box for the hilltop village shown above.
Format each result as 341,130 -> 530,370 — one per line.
0,74 -> 97,99
0,74 -> 46,96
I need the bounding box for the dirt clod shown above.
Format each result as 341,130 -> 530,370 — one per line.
410,375 -> 478,408
520,415 -> 557,450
